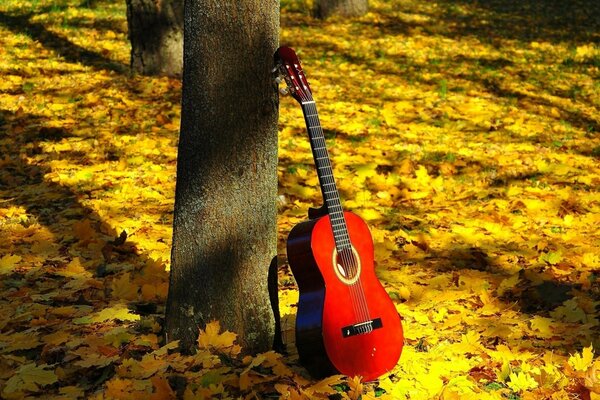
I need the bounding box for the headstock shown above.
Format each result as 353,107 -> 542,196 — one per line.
274,46 -> 313,104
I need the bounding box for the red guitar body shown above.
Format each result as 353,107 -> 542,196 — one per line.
287,211 -> 404,381
276,46 -> 403,380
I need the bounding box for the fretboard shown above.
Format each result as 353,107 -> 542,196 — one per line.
301,101 -> 351,251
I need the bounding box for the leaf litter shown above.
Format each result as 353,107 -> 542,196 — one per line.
0,0 -> 599,398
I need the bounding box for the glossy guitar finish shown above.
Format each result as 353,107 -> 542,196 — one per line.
276,46 -> 404,381
288,211 -> 403,381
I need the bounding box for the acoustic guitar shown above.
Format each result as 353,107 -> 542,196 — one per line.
275,46 -> 404,381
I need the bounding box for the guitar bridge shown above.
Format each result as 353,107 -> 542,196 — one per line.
342,318 -> 383,338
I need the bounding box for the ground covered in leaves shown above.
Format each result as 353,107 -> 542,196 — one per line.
1,0 -> 599,398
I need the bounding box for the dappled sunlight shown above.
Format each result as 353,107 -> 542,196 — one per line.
0,0 -> 599,398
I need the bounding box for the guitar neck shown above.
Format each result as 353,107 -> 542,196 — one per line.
301,101 -> 351,251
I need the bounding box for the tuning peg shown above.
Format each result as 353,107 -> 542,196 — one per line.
279,87 -> 289,96
275,76 -> 284,85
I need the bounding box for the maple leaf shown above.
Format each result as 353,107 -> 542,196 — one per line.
150,376 -> 176,400
1,331 -> 43,352
584,361 -> 600,394
58,257 -> 92,278
507,371 -> 539,392
239,353 -> 267,391
250,350 -> 297,379
118,353 -> 168,379
111,272 -> 139,301
274,384 -> 307,400
0,254 -> 21,275
197,320 -> 240,355
105,378 -> 134,400
550,298 -> 588,323
42,330 -> 71,346
539,251 -> 563,265
104,327 -> 134,347
2,363 -> 58,395
305,374 -> 345,396
568,345 -> 595,372
141,282 -> 169,301
74,352 -> 119,368
529,316 -> 554,338
347,376 -> 364,400
452,331 -> 483,354
74,303 -> 140,324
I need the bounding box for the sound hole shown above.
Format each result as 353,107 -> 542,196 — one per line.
333,247 -> 361,285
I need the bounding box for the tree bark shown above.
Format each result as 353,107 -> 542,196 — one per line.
126,0 -> 183,77
313,0 -> 368,19
165,1 -> 279,354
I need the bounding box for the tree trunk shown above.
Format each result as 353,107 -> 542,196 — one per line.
125,0 -> 183,77
165,1 -> 279,354
313,0 -> 368,19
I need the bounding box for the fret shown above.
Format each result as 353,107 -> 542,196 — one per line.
325,202 -> 342,210
332,224 -> 346,229
301,99 -> 352,254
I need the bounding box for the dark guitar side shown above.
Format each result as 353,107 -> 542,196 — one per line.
287,217 -> 337,378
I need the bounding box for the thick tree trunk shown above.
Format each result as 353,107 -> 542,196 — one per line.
165,1 -> 279,354
125,0 -> 183,77
314,0 -> 368,19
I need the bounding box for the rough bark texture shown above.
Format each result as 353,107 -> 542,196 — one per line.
126,0 -> 183,77
314,0 -> 368,19
165,1 -> 279,354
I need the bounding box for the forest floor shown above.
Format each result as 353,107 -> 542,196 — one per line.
1,0 -> 600,399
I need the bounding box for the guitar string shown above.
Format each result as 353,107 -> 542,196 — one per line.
306,114 -> 369,324
309,120 -> 371,325
302,98 -> 372,326
298,91 -> 369,323
301,100 -> 368,310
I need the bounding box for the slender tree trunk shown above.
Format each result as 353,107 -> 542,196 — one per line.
314,0 -> 368,19
165,1 -> 279,354
125,0 -> 183,77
